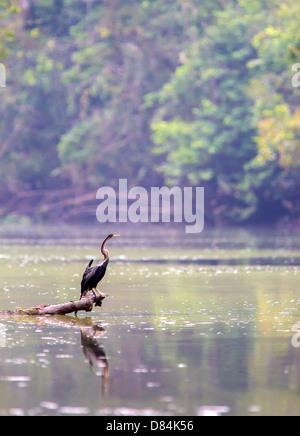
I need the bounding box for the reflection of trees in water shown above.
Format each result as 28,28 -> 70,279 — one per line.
80,324 -> 109,396
281,343 -> 300,394
208,324 -> 251,392
213,336 -> 250,391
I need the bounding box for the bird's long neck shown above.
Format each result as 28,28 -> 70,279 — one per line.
99,236 -> 110,265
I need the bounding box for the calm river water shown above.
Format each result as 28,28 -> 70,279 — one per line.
0,224 -> 300,416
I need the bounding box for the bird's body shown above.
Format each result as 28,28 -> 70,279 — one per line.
80,258 -> 109,297
80,234 -> 119,300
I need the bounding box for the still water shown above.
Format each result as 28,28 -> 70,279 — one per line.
0,224 -> 300,416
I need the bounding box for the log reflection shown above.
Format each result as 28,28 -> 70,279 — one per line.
0,314 -> 110,396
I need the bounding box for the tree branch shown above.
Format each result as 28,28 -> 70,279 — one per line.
0,291 -> 106,316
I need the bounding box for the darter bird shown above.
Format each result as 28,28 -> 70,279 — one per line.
80,234 -> 119,300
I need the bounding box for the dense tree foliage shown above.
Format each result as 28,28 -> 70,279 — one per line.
0,0 -> 299,224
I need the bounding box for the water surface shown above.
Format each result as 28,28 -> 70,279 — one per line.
0,225 -> 300,416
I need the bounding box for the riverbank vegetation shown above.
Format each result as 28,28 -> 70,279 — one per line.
0,0 -> 299,225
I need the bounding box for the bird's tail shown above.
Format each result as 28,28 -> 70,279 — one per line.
80,289 -> 88,300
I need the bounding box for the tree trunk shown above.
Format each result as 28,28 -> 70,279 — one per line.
0,291 -> 106,316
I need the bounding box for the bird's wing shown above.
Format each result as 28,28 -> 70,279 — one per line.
80,260 -> 94,293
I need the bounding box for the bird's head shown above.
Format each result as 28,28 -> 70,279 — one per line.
107,234 -> 120,239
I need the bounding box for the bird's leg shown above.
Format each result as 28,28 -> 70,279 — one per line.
91,288 -> 97,297
94,288 -> 103,307
95,288 -> 103,298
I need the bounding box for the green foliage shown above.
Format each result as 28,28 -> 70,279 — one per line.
0,0 -> 299,224
246,0 -> 300,220
0,0 -> 20,58
149,3 -> 258,222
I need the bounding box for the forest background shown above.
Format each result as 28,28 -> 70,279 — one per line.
0,0 -> 300,227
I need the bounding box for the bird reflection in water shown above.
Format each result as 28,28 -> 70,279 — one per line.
80,324 -> 109,396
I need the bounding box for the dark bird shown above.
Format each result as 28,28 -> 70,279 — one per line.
80,234 -> 119,300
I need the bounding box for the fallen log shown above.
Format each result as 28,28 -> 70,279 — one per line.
0,290 -> 106,316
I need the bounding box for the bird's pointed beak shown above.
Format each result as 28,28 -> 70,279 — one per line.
113,234 -> 120,237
